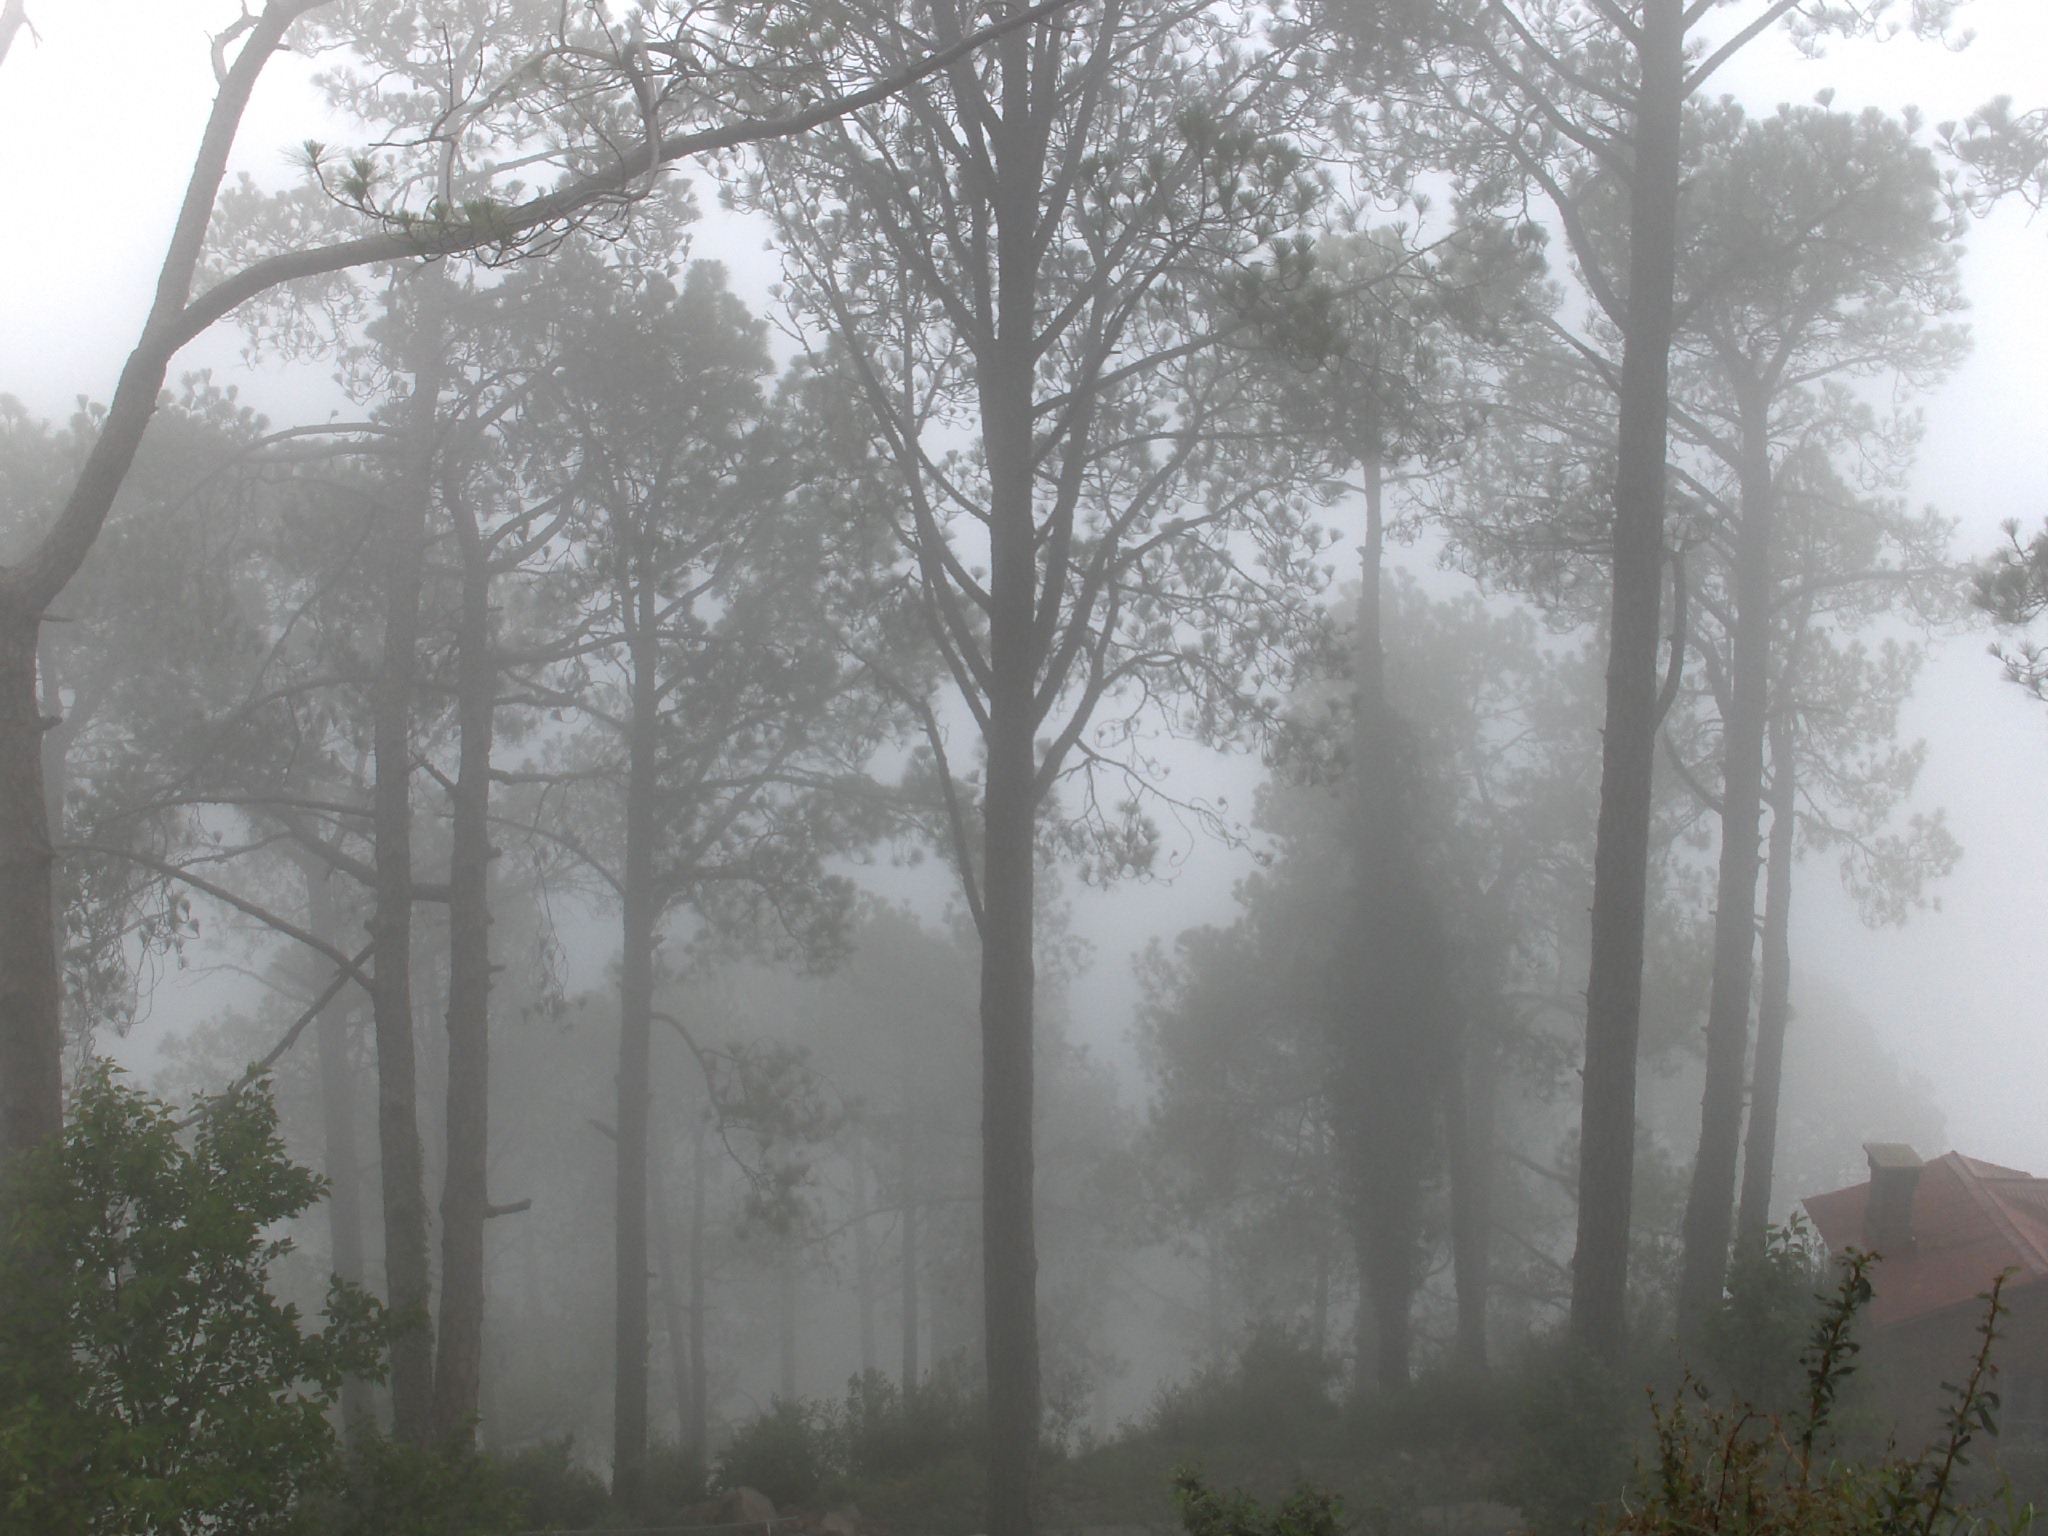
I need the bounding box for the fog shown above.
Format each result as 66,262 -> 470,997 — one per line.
2,3 -> 2047,1533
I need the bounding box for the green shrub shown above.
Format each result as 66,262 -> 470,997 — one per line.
494,1437 -> 609,1530
840,1363 -> 985,1479
1496,1341 -> 1639,1536
643,1436 -> 712,1515
304,1432 -> 524,1536
716,1397 -> 836,1506
1172,1467 -> 1347,1536
1694,1220 -> 1831,1415
0,1065 -> 389,1536
1353,1362 -> 1516,1453
1146,1323 -> 1341,1451
1607,1254 -> 2034,1536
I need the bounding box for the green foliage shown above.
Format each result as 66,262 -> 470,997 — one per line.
1146,1324 -> 1342,1451
1172,1467 -> 1348,1536
711,1365 -> 988,1514
0,1064 -> 387,1536
1978,516 -> 2048,701
838,1365 -> 984,1480
1607,1255 -> 2033,1536
642,1437 -> 712,1516
492,1438 -> 610,1530
1694,1221 -> 1831,1415
301,1433 -> 524,1536
1497,1343 -> 1639,1536
715,1397 -> 836,1507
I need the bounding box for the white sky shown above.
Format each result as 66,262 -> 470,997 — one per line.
1,1 -> 2046,1182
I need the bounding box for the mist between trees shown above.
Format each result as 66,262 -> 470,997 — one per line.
2,2 -> 2047,1535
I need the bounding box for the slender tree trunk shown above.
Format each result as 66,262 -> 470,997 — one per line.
371,300 -> 442,1444
979,542 -> 1040,1536
0,0 -> 322,1163
1311,1218 -> 1331,1358
303,859 -> 374,1445
0,610 -> 60,1158
434,493 -> 497,1438
37,648 -> 72,1067
1207,1227 -> 1228,1359
901,1114 -> 921,1390
1677,390 -> 1776,1338
1445,1016 -> 1495,1375
1736,712 -> 1797,1250
1569,0 -> 1685,1365
613,578 -> 661,1506
687,1112 -> 709,1453
651,1138 -> 691,1441
1337,448 -> 1441,1397
853,1145 -> 879,1378
778,1257 -> 799,1400
978,39 -> 1045,1526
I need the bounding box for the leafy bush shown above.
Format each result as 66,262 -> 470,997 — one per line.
1607,1253 -> 2034,1536
712,1362 -> 991,1512
303,1432 -> 524,1536
840,1363 -> 985,1479
1146,1323 -> 1341,1450
1694,1220 -> 1831,1415
643,1436 -> 712,1515
716,1396 -> 836,1507
1495,1339 -> 1640,1536
1172,1467 -> 1347,1536
494,1437 -> 609,1530
0,1065 -> 389,1536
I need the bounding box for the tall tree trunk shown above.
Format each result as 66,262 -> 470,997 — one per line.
612,572 -> 660,1507
979,525 -> 1040,1536
434,493 -> 496,1438
1336,448 -> 1443,1397
978,37 -> 1045,1526
1569,0 -> 1685,1365
1311,1217 -> 1331,1358
1677,389 -> 1776,1338
778,1257 -> 799,1400
371,300 -> 442,1444
1445,1007 -> 1497,1375
901,1113 -> 921,1390
1735,711 -> 1797,1250
853,1144 -> 879,1378
687,1112 -> 709,1453
0,0 -> 317,1162
38,648 -> 74,1072
651,1138 -> 691,1441
0,610 -> 60,1158
303,859 -> 374,1445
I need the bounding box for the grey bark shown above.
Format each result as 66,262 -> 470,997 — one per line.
612,554 -> 660,1505
778,1259 -> 798,1400
650,1138 -> 692,1441
901,1113 -> 921,1389
370,303 -> 442,1444
853,1145 -> 878,1377
1570,0 -> 1686,1365
687,1113 -> 709,1452
1736,711 -> 1798,1249
432,482 -> 497,1437
304,860 -> 375,1444
1676,385 -> 1776,1337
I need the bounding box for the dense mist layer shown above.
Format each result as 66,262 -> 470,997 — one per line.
2,4 -> 2046,1535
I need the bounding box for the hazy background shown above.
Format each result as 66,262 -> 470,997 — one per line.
2,0 -> 2044,1192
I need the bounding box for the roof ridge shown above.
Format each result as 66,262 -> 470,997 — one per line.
1946,1153 -> 2048,1279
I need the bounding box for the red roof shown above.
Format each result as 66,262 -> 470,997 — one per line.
1802,1153 -> 2048,1329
